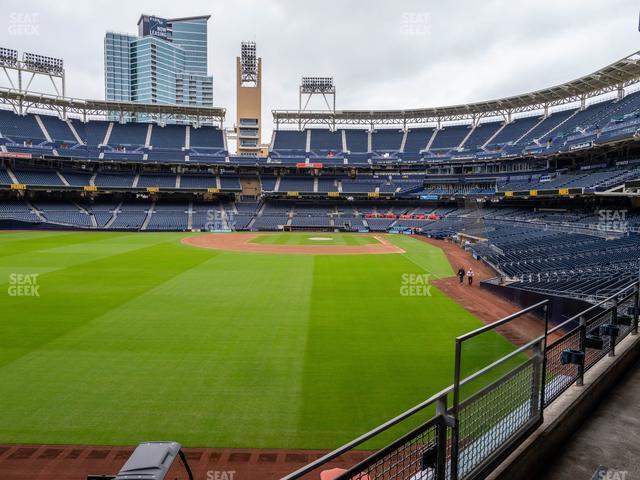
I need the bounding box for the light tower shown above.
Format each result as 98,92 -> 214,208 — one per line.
236,42 -> 262,155
0,47 -> 65,116
299,77 -> 335,113
299,76 -> 336,130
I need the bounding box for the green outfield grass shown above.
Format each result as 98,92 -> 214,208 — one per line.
249,232 -> 378,245
0,232 -> 516,449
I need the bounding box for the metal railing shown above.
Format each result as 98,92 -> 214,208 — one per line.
282,282 -> 639,480
543,282 -> 639,406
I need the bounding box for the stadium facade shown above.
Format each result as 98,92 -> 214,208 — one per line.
1,34 -> 640,480
104,14 -> 213,120
1,49 -> 640,304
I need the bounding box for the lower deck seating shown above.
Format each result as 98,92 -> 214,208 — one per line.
253,215 -> 288,230
1,195 -> 639,302
110,212 -> 147,229
0,163 -> 636,198
366,218 -> 395,231
291,216 -> 331,227
13,169 -> 64,186
0,199 -> 39,222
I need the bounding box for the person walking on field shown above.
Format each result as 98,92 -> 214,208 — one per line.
467,268 -> 474,286
457,267 -> 465,284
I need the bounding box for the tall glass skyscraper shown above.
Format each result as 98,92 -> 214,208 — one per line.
104,15 -> 213,119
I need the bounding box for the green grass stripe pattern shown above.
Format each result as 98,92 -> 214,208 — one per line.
0,232 -> 516,449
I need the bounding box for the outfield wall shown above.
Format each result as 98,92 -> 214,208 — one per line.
0,219 -> 80,230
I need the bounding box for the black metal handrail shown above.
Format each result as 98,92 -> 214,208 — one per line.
282,281 -> 639,480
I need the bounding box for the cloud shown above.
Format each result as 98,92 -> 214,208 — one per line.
0,0 -> 638,148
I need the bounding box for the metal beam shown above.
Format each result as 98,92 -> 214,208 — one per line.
0,87 -> 226,125
273,50 -> 640,127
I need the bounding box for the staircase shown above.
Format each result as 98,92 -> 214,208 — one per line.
425,128 -> 438,151
187,199 -> 194,230
482,122 -> 506,149
75,201 -> 97,228
514,115 -> 546,144
141,200 -> 156,230
66,119 -> 84,145
185,126 -> 191,162
25,200 -> 45,221
6,167 -> 19,184
399,130 -> 408,152
535,109 -> 580,144
104,200 -> 123,229
99,122 -> 114,159
35,115 -> 57,156
458,125 -> 476,150
56,171 -> 70,186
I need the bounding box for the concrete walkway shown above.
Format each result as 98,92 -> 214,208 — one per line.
539,358 -> 640,480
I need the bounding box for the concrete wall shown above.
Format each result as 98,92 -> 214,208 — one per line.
481,281 -> 600,327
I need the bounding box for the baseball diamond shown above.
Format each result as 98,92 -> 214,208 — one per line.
1,3 -> 640,480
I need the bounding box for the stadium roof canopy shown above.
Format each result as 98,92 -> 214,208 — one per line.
0,88 -> 226,125
273,50 -> 640,128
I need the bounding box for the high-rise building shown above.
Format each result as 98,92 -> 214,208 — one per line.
104,15 -> 213,120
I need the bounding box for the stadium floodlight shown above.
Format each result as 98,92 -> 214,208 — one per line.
0,47 -> 18,67
301,76 -> 335,94
23,52 -> 64,75
0,48 -> 66,100
240,41 -> 258,85
299,76 -> 336,120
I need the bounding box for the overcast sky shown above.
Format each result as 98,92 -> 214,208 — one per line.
1,0 -> 639,142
